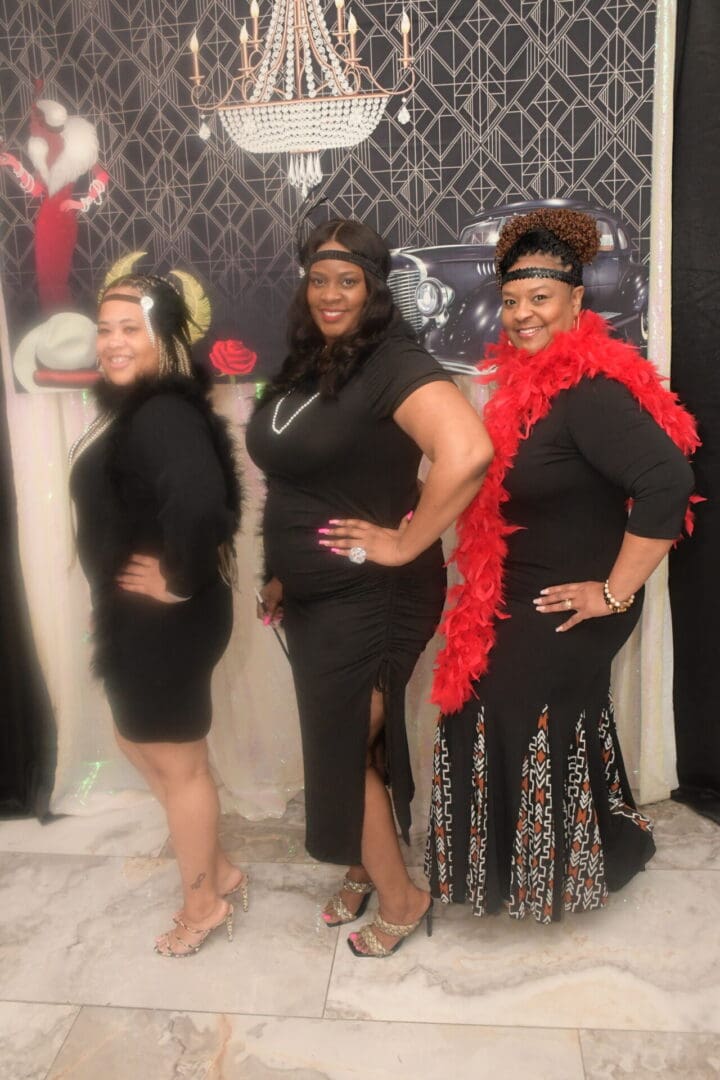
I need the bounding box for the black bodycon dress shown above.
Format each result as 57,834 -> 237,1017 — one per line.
246,326 -> 452,865
70,376 -> 240,743
425,376 -> 695,922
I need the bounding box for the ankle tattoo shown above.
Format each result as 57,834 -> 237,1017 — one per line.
190,872 -> 207,890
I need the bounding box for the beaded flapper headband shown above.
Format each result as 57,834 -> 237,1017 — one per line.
499,266 -> 581,287
101,290 -> 155,340
306,248 -> 387,281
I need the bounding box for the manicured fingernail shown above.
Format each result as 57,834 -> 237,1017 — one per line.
406,510 -> 414,520
540,588 -> 548,595
331,547 -> 342,554
329,519 -> 340,524
317,528 -> 330,534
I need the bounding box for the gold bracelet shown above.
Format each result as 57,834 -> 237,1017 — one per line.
603,579 -> 635,614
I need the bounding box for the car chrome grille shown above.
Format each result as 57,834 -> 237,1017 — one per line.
388,268 -> 424,332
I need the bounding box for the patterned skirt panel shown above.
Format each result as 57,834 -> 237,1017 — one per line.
425,696 -> 653,923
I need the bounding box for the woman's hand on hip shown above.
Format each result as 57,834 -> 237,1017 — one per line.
533,581 -> 611,632
116,555 -> 186,603
318,514 -> 412,568
257,577 -> 284,625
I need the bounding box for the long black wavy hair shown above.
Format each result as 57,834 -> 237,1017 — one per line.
258,218 -> 397,403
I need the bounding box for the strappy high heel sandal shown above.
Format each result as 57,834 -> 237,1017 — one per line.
347,898 -> 433,957
322,875 -> 375,927
155,903 -> 234,958
172,871 -> 248,925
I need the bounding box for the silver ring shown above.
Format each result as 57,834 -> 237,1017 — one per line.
565,598 -> 572,609
348,546 -> 367,565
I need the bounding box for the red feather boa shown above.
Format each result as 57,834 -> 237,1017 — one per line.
431,311 -> 700,715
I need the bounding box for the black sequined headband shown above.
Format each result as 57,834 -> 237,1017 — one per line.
500,266 -> 582,287
306,249 -> 387,281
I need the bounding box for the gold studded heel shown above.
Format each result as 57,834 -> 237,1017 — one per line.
322,875 -> 375,927
225,872 -> 249,913
347,898 -> 433,958
155,903 -> 234,958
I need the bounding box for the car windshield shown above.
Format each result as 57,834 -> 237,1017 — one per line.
459,218 -> 505,245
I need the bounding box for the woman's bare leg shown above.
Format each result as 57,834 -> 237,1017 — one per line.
347,690 -> 430,951
114,728 -> 244,897
323,692 -> 382,923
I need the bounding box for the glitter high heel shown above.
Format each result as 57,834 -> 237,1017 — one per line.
322,875 -> 375,927
155,903 -> 234,958
347,898 -> 433,958
224,871 -> 249,913
172,870 -> 248,925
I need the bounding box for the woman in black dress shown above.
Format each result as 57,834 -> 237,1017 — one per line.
70,275 -> 245,956
426,209 -> 699,922
246,220 -> 493,957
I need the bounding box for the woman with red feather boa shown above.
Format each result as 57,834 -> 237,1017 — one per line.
426,209 -> 699,923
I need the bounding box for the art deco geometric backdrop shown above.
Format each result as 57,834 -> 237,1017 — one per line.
0,0 -> 672,818
0,0 -> 656,376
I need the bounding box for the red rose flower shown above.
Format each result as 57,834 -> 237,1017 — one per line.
209,339 -> 257,376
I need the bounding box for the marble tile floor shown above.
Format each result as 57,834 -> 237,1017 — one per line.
0,798 -> 719,1080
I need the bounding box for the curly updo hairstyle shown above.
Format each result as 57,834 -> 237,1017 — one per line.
259,218 -> 397,402
495,208 -> 600,286
99,274 -> 196,378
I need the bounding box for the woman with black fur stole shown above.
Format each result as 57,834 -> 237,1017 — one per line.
70,274 -> 246,956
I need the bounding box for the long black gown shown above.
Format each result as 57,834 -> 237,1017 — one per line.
246,326 -> 452,865
70,377 -> 240,743
425,376 -> 695,922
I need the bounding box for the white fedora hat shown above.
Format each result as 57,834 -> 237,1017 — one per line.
13,312 -> 97,393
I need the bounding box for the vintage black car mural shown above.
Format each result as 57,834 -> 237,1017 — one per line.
388,198 -> 649,375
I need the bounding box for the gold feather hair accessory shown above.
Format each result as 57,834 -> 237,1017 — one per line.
168,270 -> 212,344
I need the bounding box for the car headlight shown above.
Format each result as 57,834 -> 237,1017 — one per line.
415,278 -> 447,318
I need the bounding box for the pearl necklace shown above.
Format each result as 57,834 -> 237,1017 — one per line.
271,391 -> 320,435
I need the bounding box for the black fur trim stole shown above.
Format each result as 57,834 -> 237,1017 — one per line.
94,373 -> 243,537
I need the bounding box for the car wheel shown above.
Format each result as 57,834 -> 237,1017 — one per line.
624,308 -> 649,348
639,308 -> 649,343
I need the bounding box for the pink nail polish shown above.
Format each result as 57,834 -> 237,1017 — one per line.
331,547 -> 342,554
262,615 -> 271,625
317,528 -> 330,534
329,519 -> 340,524
406,510 -> 414,520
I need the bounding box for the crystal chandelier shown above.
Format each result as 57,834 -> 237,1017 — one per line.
189,1 -> 415,198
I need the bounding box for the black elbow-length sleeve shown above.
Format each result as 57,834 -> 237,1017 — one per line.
127,395 -> 235,596
565,376 -> 694,539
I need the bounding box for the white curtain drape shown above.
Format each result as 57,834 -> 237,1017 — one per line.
0,0 -> 677,820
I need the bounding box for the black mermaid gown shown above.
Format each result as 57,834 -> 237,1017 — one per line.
246,327 -> 451,864
425,376 -> 695,922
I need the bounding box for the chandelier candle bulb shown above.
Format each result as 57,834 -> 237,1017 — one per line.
239,22 -> 250,70
190,30 -> 201,84
348,11 -> 358,61
250,0 -> 260,43
335,0 -> 345,36
401,10 -> 411,67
